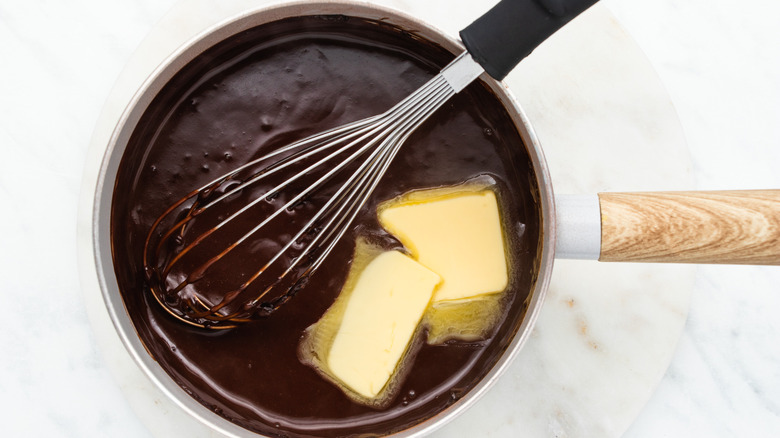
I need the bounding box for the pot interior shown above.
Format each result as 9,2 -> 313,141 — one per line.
99,3 -> 552,437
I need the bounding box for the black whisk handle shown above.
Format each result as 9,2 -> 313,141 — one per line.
460,0 -> 598,80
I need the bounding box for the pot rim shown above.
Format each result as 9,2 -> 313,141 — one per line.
84,1 -> 557,437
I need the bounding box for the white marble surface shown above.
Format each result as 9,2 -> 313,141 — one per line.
1,1 -> 778,437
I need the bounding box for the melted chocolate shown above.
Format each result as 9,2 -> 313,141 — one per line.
111,16 -> 541,437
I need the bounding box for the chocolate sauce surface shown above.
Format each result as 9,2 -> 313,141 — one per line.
111,15 -> 541,437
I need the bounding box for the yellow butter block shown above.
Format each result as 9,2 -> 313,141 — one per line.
327,250 -> 440,398
379,189 -> 508,303
300,241 -> 441,404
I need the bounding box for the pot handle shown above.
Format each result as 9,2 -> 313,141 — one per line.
556,190 -> 780,265
460,0 -> 599,80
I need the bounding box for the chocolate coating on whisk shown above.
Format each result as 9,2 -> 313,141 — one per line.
112,15 -> 541,437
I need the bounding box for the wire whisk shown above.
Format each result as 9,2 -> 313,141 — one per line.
143,52 -> 480,329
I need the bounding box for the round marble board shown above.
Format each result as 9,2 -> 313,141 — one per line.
79,1 -> 695,437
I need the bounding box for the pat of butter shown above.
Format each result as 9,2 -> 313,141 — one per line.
327,250 -> 440,399
379,190 -> 508,303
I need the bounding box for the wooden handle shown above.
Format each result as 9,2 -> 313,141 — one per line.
599,190 -> 780,265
